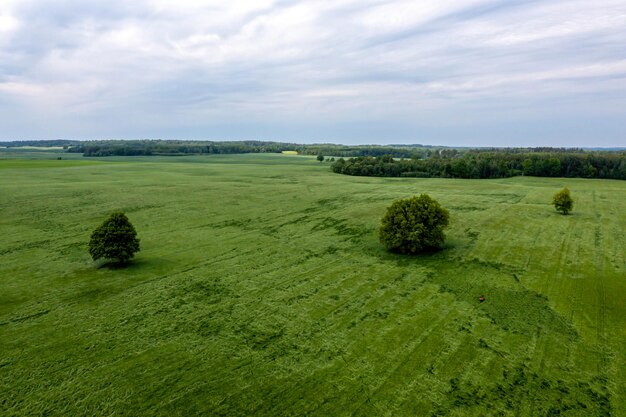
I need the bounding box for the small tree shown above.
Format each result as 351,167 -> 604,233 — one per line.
317,154 -> 325,162
89,211 -> 140,264
552,187 -> 573,215
379,194 -> 450,254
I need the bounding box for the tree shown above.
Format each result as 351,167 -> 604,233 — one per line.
89,211 -> 140,264
552,187 -> 574,215
379,194 -> 450,254
317,154 -> 325,162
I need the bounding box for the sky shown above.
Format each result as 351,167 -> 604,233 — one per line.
0,0 -> 625,147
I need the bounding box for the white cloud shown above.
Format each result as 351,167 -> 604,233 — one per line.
355,0 -> 492,34
459,1 -> 626,46
0,14 -> 19,33
0,0 -> 20,37
0,79 -> 44,96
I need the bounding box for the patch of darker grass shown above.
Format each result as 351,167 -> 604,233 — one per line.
96,257 -> 150,270
212,218 -> 253,230
301,245 -> 340,261
464,228 -> 479,241
238,321 -> 286,351
58,281 -> 131,306
434,261 -> 577,340
383,254 -> 577,340
0,239 -> 54,256
0,310 -> 50,327
449,206 -> 487,212
280,215 -> 312,227
432,363 -> 611,416
390,246 -> 448,257
299,196 -> 349,214
169,276 -> 232,307
311,217 -> 374,242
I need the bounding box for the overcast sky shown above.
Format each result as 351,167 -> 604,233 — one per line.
1,0 -> 625,146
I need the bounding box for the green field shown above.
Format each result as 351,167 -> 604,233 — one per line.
1,153 -> 624,416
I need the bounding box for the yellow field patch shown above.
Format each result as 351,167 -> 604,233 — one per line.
281,150 -> 298,155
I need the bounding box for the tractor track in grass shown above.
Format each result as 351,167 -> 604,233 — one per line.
523,328 -> 545,417
349,303 -> 456,416
231,257 -> 345,323
249,292 -> 451,417
593,203 -> 608,375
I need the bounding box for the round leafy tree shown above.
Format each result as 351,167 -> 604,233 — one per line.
379,194 -> 450,254
552,187 -> 573,215
89,211 -> 140,264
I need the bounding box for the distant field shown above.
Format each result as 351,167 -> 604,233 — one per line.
1,153 -> 624,416
0,159 -> 106,169
10,146 -> 65,150
0,147 -> 81,161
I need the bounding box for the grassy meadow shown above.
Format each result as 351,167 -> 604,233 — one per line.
1,153 -> 624,416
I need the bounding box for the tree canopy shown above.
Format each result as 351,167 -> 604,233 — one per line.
89,211 -> 140,264
553,188 -> 574,215
379,194 -> 450,254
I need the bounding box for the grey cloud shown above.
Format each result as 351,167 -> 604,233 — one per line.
1,0 -> 625,146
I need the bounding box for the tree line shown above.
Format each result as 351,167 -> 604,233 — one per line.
1,139 -> 437,157
2,139 -> 624,180
66,140 -> 301,156
0,140 -> 79,148
67,141 -> 440,158
331,151 -> 626,180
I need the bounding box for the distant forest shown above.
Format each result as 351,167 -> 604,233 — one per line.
1,139 -> 624,180
0,139 -> 436,158
331,151 -> 626,180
